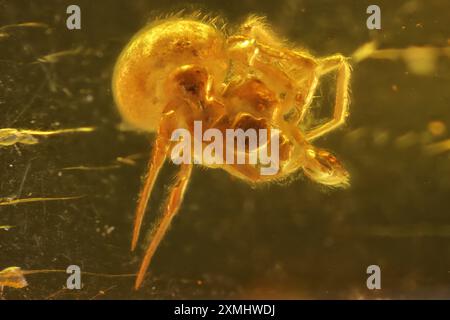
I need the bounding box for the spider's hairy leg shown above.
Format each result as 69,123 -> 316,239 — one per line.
135,163 -> 193,290
227,33 -> 316,71
302,146 -> 350,187
289,126 -> 349,187
131,111 -> 177,251
238,40 -> 320,123
306,55 -> 351,141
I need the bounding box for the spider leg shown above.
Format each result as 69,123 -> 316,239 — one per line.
134,163 -> 193,290
288,126 -> 350,187
131,135 -> 168,251
227,35 -> 317,83
228,37 -> 320,124
305,55 -> 351,141
131,110 -> 177,251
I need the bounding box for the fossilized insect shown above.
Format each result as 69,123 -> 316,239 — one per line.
112,15 -> 351,289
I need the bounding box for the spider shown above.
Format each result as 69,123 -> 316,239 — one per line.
112,15 -> 351,289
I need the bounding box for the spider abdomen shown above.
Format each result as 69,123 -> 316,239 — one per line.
113,19 -> 227,132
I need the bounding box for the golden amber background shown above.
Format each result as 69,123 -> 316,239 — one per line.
0,0 -> 449,299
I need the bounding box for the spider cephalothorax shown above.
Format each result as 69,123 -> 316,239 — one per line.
113,14 -> 351,289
